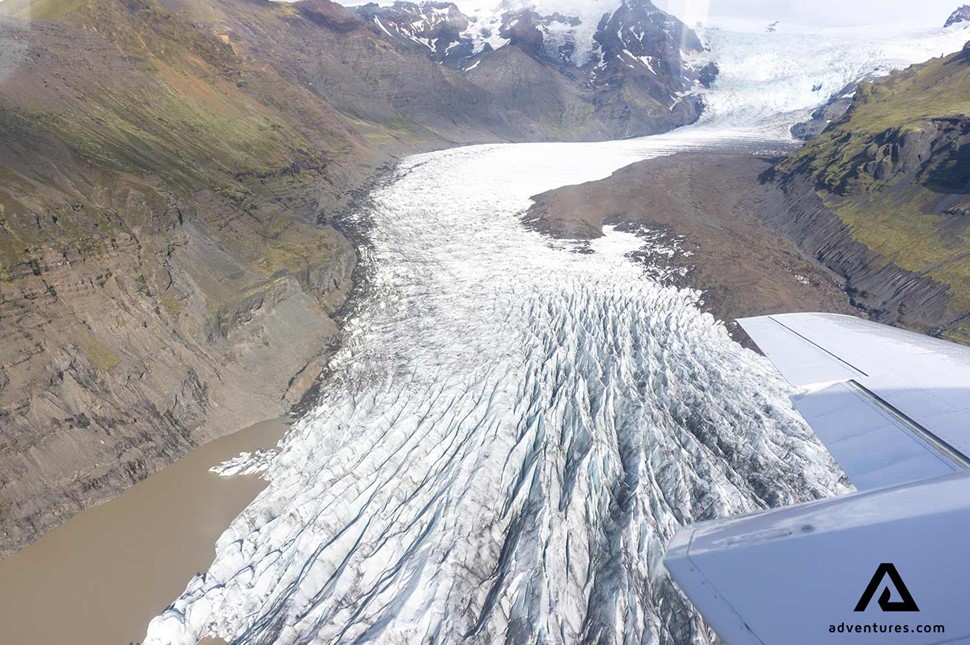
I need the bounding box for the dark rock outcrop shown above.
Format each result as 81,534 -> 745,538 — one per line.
790,80 -> 862,141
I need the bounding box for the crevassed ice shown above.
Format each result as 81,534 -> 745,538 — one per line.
144,24 -> 969,645
698,24 -> 970,137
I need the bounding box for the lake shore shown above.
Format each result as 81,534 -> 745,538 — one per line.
0,416 -> 289,645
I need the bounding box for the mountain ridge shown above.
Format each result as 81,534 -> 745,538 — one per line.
353,0 -> 715,137
946,5 -> 970,28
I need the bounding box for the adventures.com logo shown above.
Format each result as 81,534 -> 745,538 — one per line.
828,563 -> 945,636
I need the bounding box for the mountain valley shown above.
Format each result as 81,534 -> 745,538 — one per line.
0,0 -> 713,557
0,2 -> 969,644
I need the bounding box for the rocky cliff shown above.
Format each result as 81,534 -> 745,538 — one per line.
0,0 -> 364,556
773,43 -> 970,344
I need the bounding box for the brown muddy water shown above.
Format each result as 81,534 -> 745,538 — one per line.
0,416 -> 289,645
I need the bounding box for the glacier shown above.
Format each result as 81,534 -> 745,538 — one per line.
144,22 -> 970,645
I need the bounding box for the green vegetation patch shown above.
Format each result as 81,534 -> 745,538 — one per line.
159,290 -> 181,315
778,46 -> 970,342
77,331 -> 120,371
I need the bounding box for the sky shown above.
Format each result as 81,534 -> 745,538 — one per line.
654,0 -> 959,30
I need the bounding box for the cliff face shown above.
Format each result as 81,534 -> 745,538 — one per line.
761,175 -> 954,333
0,0 -> 363,556
773,43 -> 970,344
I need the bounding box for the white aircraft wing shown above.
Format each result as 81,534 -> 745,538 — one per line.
737,313 -> 970,491
665,313 -> 970,644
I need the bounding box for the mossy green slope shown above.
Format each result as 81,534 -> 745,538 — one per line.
778,44 -> 970,343
0,0 -> 355,285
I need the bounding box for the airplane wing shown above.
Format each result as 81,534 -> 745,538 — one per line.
665,313 -> 970,644
736,313 -> 970,491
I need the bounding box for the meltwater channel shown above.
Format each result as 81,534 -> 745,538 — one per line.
146,23 -> 970,645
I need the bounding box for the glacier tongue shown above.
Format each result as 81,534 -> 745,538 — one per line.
144,24 -> 970,645
145,137 -> 844,645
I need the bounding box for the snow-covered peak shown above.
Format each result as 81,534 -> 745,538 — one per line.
490,0 -> 619,64
594,0 -> 704,76
349,0 -> 714,135
353,0 -> 707,73
945,5 -> 970,27
355,1 -> 476,62
355,0 -> 629,66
